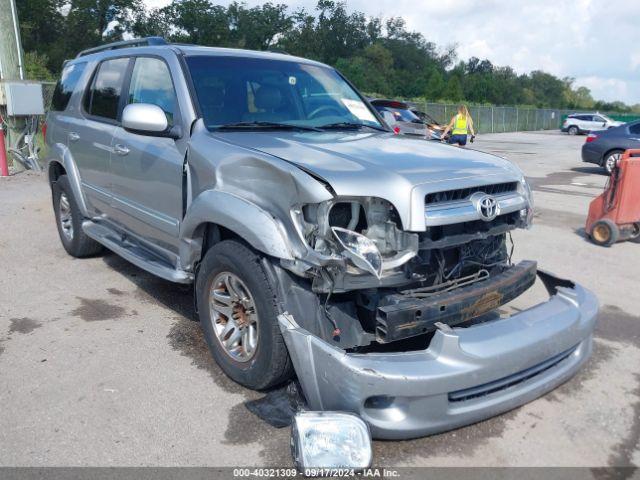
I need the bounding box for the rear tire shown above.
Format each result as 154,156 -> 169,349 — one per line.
196,240 -> 293,390
590,219 -> 619,247
603,150 -> 623,175
52,175 -> 104,257
568,126 -> 579,135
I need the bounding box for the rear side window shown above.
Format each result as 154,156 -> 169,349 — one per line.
127,57 -> 177,125
84,57 -> 130,120
51,62 -> 87,111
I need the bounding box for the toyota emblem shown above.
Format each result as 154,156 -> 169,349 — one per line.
477,195 -> 499,221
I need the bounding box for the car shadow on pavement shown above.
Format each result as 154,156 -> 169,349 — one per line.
570,166 -> 608,176
101,252 -> 195,320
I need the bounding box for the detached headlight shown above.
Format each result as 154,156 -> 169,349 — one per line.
291,412 -> 373,470
332,227 -> 382,278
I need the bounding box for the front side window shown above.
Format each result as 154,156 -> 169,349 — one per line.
629,122 -> 640,135
127,57 -> 177,125
84,57 -> 130,120
51,62 -> 87,111
186,55 -> 382,130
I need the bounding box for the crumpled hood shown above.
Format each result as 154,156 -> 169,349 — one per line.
217,131 -> 521,190
214,130 -> 524,231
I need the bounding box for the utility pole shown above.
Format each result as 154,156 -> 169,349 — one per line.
0,0 -> 26,172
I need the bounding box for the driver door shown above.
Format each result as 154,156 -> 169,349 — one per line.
109,56 -> 186,253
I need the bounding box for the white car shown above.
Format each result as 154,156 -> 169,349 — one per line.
562,112 -> 623,135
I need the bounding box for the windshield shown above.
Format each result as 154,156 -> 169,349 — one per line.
186,55 -> 384,131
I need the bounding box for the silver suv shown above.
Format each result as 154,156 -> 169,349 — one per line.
45,38 -> 597,440
562,112 -> 623,135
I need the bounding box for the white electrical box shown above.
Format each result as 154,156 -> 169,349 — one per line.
2,82 -> 45,116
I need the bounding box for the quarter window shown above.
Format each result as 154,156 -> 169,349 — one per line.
84,57 -> 130,120
127,57 -> 177,125
51,62 -> 87,111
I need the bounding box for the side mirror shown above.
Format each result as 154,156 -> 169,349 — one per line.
122,103 -> 182,139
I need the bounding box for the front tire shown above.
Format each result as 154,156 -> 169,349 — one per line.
52,175 -> 103,257
196,240 -> 293,390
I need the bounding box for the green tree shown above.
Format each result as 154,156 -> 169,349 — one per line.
336,43 -> 393,95
442,75 -> 464,102
16,0 -> 635,112
17,0 -> 66,71
24,51 -> 54,80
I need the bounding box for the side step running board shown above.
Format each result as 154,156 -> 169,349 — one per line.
82,220 -> 193,284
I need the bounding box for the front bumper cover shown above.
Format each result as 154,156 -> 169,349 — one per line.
278,269 -> 598,440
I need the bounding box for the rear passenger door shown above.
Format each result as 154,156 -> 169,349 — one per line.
67,57 -> 131,216
109,56 -> 186,252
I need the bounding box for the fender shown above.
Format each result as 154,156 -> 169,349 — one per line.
47,143 -> 89,218
179,189 -> 297,270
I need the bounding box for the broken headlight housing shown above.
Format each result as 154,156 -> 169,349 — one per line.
332,226 -> 382,278
291,411 -> 372,470
517,176 -> 534,228
295,197 -> 419,278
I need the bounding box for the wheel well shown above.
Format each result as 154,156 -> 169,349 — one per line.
191,222 -> 246,318
201,222 -> 241,256
48,161 -> 66,185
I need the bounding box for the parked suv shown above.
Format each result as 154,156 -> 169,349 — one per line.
561,112 -> 622,135
45,38 -> 597,440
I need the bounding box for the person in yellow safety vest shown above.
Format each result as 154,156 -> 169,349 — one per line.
441,105 -> 476,147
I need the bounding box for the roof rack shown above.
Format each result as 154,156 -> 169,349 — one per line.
76,37 -> 168,58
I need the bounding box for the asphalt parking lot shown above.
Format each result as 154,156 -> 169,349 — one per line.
0,130 -> 638,468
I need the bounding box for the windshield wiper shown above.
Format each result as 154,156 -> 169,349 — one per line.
318,122 -> 387,132
216,121 -> 322,132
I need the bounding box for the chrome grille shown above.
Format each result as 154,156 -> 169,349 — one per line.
425,182 -> 518,205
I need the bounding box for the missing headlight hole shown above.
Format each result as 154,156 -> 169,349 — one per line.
329,202 -> 368,233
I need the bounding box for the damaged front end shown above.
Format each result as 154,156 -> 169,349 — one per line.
270,180 -> 596,441
278,181 -> 535,351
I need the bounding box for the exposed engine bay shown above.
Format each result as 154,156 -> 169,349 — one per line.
278,190 -> 533,351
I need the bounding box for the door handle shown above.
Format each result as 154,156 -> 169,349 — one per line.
114,144 -> 130,156
68,132 -> 80,142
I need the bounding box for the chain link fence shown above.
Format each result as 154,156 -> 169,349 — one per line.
405,102 -> 640,134
41,82 -> 56,111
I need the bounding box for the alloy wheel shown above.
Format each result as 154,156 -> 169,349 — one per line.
605,152 -> 621,174
209,272 -> 259,362
58,192 -> 74,241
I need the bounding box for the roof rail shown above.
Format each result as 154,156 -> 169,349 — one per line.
76,37 -> 168,58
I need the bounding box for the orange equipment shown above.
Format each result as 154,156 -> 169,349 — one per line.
586,149 -> 640,246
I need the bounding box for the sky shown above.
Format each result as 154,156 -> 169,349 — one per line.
143,0 -> 640,105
